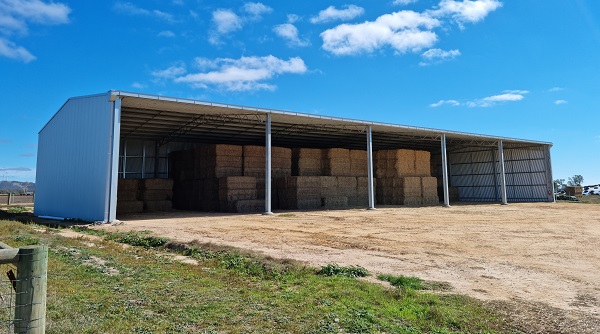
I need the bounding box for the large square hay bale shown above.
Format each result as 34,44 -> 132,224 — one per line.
139,190 -> 173,201
119,179 -> 140,191
421,177 -> 438,197
394,149 -> 416,176
117,190 -> 138,201
421,196 -> 439,205
322,196 -> 348,209
142,178 -> 174,190
144,200 -> 172,211
235,199 -> 265,213
117,200 -> 144,214
403,197 -> 422,206
414,150 -> 431,176
219,176 -> 257,190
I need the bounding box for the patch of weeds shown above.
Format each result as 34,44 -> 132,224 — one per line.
12,234 -> 40,246
378,274 -> 426,290
316,264 -> 369,278
6,206 -> 28,214
106,231 -> 168,248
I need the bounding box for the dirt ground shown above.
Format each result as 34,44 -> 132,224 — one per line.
98,202 -> 600,329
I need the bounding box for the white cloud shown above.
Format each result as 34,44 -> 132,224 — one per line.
467,90 -> 528,107
151,64 -> 187,79
548,87 -> 563,92
209,9 -> 242,44
0,37 -> 35,62
419,48 -> 460,65
273,23 -> 310,47
321,10 -> 440,55
174,55 -> 307,91
393,0 -> 418,5
242,2 -> 272,20
430,99 -> 460,107
157,30 -> 175,38
0,0 -> 70,62
554,100 -> 568,105
310,5 -> 365,24
113,2 -> 175,22
430,0 -> 502,27
287,14 -> 300,23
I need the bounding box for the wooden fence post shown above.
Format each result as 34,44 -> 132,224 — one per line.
14,245 -> 48,334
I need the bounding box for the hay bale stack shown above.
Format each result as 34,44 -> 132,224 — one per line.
140,178 -> 173,212
354,177 -> 374,207
218,176 -> 257,212
375,149 -> 432,178
235,199 -> 265,213
292,148 -> 323,176
421,176 -> 439,205
277,176 -> 321,210
415,151 -> 431,177
320,176 -> 338,197
322,196 -> 348,209
394,149 -> 417,176
243,145 -> 292,178
323,148 -> 351,176
118,179 -> 139,201
349,150 -> 368,177
117,178 -> 143,214
196,144 -> 243,178
337,177 -> 357,205
565,186 -> 583,197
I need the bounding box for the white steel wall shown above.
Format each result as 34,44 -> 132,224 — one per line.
34,93 -> 116,221
448,145 -> 553,202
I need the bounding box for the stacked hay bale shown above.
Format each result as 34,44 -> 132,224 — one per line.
196,144 -> 243,178
218,176 -> 257,212
350,150 -> 368,177
277,176 -> 321,210
243,145 -> 292,209
117,179 -> 143,214
374,149 -> 438,206
140,178 -> 173,211
323,148 -> 351,177
292,148 -> 322,176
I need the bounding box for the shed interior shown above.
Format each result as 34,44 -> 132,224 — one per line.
114,92 -> 553,215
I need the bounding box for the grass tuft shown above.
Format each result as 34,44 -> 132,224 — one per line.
316,264 -> 369,278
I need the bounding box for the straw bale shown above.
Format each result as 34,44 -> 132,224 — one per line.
142,178 -> 174,190
324,148 -> 350,160
324,161 -> 352,176
117,200 -> 144,214
293,148 -> 323,159
414,150 -> 431,176
219,176 -> 256,190
144,200 -> 172,211
119,179 -> 140,191
297,199 -> 321,210
337,177 -> 357,191
243,167 -> 264,177
219,189 -> 257,202
350,150 -> 367,161
565,186 -> 582,196
394,149 -> 416,176
200,144 -> 243,157
396,177 -> 421,189
403,197 -> 422,206
273,147 -> 292,159
421,196 -> 439,206
322,196 -> 348,209
350,159 -> 368,177
139,190 -> 173,201
286,176 -> 320,189
399,187 -> 422,198
243,145 -> 264,157
320,176 -> 337,189
421,177 -> 438,197
296,188 -> 320,199
235,199 -> 265,213
117,190 -> 138,201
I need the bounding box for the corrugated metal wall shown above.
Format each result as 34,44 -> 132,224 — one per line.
34,94 -> 115,221
447,145 -> 553,202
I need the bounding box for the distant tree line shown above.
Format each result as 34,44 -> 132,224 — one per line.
553,175 -> 584,192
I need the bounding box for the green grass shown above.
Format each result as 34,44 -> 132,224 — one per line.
317,264 -> 370,278
1,220 -> 517,333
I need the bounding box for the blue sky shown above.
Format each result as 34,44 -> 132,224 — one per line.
0,0 -> 599,185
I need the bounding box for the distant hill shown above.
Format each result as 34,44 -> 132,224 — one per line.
0,181 -> 36,193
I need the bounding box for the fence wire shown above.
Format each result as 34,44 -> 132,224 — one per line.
0,262 -> 17,334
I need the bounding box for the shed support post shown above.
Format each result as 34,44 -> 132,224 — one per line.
366,126 -> 375,210
498,140 -> 508,205
263,113 -> 273,215
441,134 -> 450,207
547,145 -> 555,203
107,97 -> 121,222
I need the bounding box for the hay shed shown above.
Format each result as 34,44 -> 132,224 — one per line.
34,91 -> 554,222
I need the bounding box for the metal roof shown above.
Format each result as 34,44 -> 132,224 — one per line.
110,90 -> 552,152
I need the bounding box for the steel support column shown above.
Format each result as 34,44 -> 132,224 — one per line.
441,134 -> 450,207
263,113 -> 273,215
547,145 -> 555,203
367,126 -> 375,210
107,97 -> 122,222
498,140 -> 508,205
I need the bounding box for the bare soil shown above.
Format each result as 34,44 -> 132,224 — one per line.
97,202 -> 600,331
